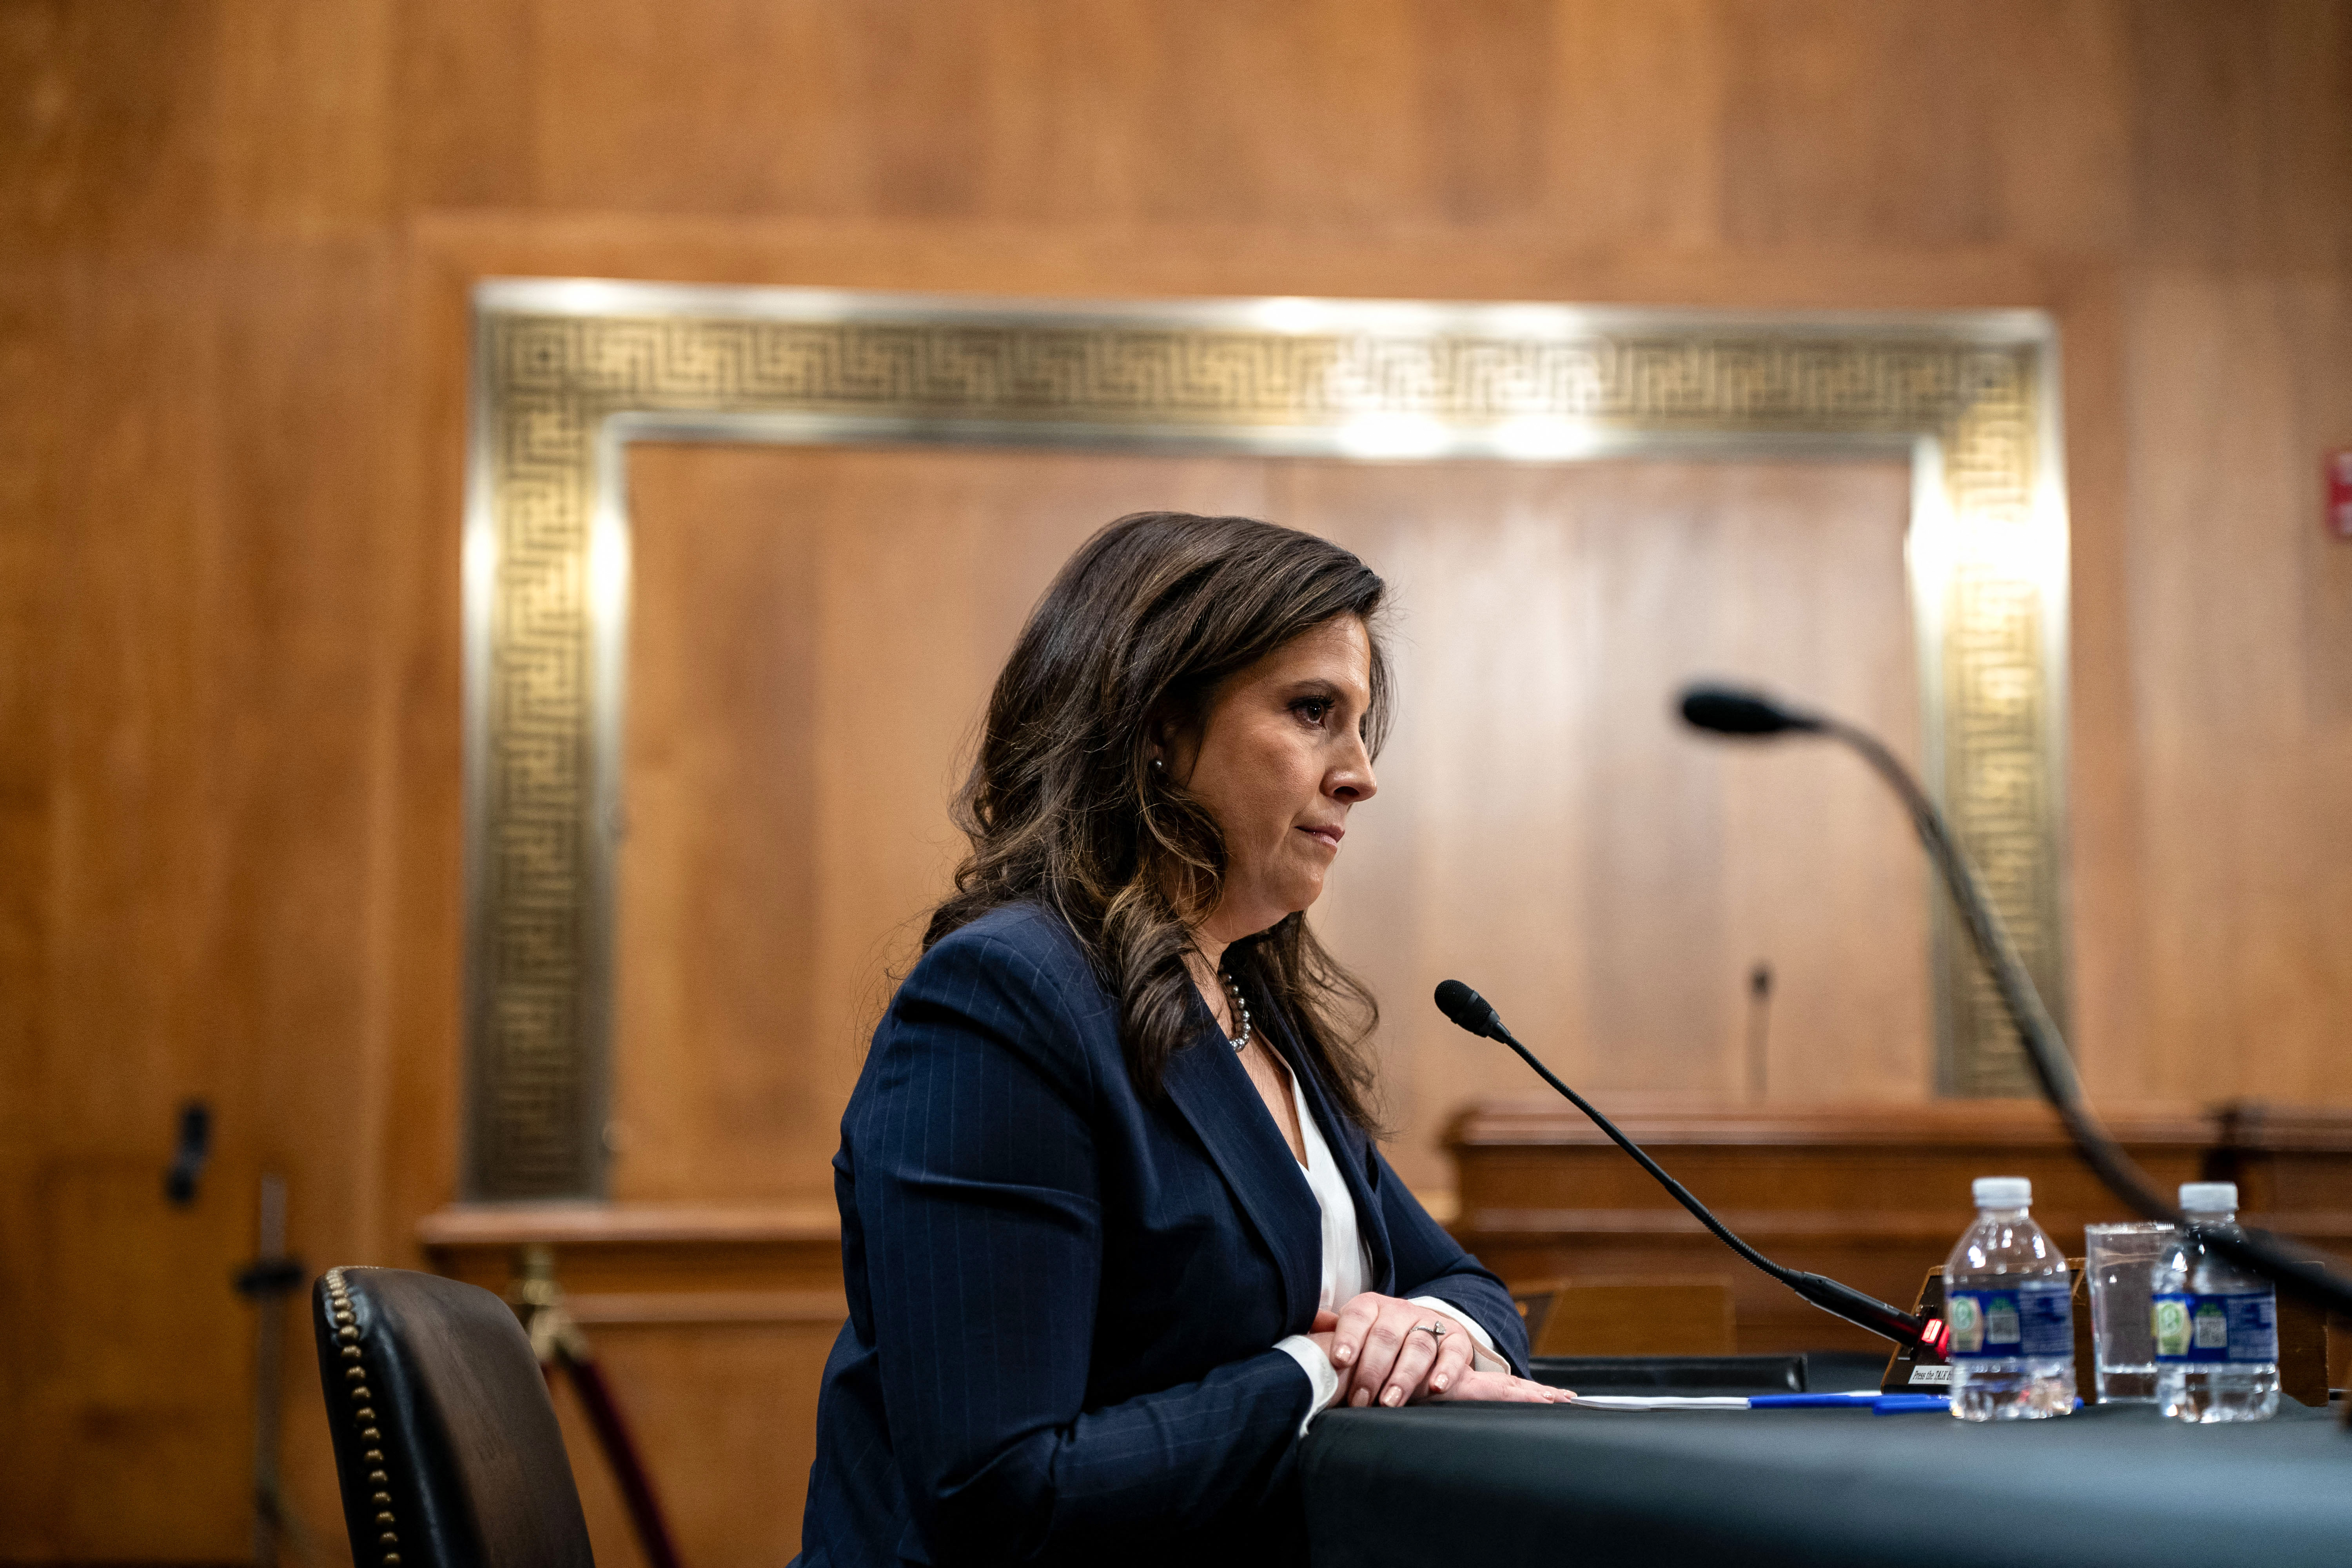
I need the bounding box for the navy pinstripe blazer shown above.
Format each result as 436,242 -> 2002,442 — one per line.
793,902 -> 1528,1568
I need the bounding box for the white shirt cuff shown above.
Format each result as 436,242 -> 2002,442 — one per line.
1274,1334 -> 1343,1435
1409,1296 -> 1507,1373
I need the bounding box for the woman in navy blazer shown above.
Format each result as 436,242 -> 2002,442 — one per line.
796,513 -> 1563,1568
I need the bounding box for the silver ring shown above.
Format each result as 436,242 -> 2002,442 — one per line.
1414,1321 -> 1446,1342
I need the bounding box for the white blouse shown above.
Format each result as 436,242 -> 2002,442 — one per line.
1270,1063 -> 1502,1428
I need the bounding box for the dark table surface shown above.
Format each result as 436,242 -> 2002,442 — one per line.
1301,1399 -> 2352,1568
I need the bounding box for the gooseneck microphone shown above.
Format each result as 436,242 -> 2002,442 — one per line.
1434,979 -> 1945,1353
1676,686 -> 1822,738
1679,681 -> 2352,1323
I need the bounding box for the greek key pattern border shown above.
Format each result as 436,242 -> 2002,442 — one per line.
464,285 -> 2066,1196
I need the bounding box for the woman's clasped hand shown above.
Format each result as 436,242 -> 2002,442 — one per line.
1310,1294 -> 1573,1408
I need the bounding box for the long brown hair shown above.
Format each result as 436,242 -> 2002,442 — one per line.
924,511 -> 1393,1130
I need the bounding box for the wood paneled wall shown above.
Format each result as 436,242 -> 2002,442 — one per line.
7,1 -> 2351,1561
615,446 -> 1923,1211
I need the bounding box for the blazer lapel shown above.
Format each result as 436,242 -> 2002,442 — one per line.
1160,1005 -> 1323,1330
1259,995 -> 1396,1292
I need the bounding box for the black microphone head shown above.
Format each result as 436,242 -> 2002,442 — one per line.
1434,979 -> 1504,1040
1677,684 -> 1820,737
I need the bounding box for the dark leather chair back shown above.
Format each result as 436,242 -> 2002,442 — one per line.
313,1266 -> 595,1568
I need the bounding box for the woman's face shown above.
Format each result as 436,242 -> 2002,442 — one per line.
1169,615 -> 1379,944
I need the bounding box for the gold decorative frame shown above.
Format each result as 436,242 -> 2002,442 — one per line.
463,280 -> 2070,1199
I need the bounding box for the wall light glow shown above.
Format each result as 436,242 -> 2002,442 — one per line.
463,514 -> 499,608
1483,303 -> 1591,341
1334,412 -> 1452,460
1249,297 -> 1332,336
1491,416 -> 1603,462
588,509 -> 632,630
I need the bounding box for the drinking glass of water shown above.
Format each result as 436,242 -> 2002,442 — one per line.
2085,1221 -> 2176,1403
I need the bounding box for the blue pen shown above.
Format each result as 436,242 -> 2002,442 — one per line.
1871,1394 -> 1953,1414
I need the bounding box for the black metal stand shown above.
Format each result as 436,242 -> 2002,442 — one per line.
232,1173 -> 324,1568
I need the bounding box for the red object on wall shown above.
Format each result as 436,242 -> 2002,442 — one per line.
2330,450 -> 2352,539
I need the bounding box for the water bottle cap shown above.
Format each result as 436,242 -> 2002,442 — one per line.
1973,1176 -> 2032,1208
2179,1181 -> 2238,1213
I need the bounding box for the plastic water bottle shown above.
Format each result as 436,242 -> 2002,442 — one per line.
1944,1176 -> 2076,1420
2152,1181 -> 2279,1423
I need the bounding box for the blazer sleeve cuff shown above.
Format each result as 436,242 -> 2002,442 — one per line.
1409,1295 -> 1508,1374
1273,1335 -> 1343,1435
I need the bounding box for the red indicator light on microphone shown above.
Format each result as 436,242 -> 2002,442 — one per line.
1920,1318 -> 1950,1357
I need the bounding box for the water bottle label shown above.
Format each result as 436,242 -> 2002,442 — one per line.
1945,1279 -> 2071,1361
2151,1291 -> 2277,1363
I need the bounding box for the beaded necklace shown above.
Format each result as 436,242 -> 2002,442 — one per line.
1217,969 -> 1254,1052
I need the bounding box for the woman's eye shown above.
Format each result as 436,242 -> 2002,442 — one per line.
1292,697 -> 1333,726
